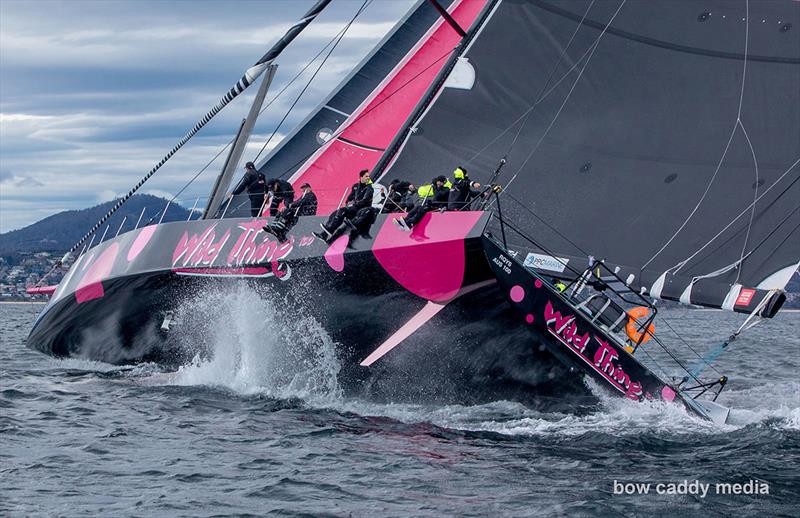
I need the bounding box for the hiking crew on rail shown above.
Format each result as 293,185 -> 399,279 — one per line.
229,164 -> 489,238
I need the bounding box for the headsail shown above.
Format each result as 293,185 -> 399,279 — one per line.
225,0 -> 489,217
376,0 -> 800,316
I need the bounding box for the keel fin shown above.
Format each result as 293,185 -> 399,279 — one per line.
360,301 -> 446,366
360,279 -> 495,367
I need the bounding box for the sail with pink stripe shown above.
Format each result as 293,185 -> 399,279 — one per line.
221,0 -> 488,218
287,0 -> 487,214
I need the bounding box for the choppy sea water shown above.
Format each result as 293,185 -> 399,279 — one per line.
1,297 -> 798,517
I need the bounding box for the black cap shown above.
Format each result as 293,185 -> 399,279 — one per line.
245,161 -> 255,169
435,175 -> 447,183
300,183 -> 311,189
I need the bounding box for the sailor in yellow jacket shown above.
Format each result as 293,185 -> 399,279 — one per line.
393,175 -> 451,231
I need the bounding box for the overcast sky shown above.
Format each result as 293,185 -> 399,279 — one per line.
0,0 -> 415,232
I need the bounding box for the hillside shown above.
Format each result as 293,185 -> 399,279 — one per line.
0,195 -> 190,257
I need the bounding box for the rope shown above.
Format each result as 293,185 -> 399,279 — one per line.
736,119 -> 759,284
253,0 -> 372,163
642,0 -> 751,271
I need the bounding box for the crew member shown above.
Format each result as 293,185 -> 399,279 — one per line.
315,169 -> 373,239
447,167 -> 483,211
383,179 -> 415,213
393,175 -> 450,231
263,183 -> 317,242
229,161 -> 266,217
265,178 -> 295,217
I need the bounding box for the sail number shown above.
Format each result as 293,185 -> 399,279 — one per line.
493,254 -> 512,275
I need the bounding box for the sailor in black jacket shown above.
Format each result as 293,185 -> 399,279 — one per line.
447,167 -> 483,211
316,169 -> 374,238
263,183 -> 317,242
291,183 -> 318,216
394,175 -> 450,231
382,179 -> 416,213
266,178 -> 295,217
229,161 -> 267,217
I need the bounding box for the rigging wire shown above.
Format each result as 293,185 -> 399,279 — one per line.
143,16 -> 368,226
500,190 -> 724,376
502,191 -> 591,259
220,47 -> 456,214
461,21 -> 613,171
488,206 -> 701,383
657,314 -> 723,377
502,0 -> 627,193
641,0 -> 751,272
670,162 -> 800,276
224,46 -> 458,215
252,0 -> 373,163
501,0 -> 596,159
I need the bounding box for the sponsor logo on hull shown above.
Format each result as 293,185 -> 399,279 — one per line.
523,252 -> 568,273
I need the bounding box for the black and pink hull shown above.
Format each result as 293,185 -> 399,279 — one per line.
482,237 -> 727,421
27,210 -> 721,419
27,212 -> 496,370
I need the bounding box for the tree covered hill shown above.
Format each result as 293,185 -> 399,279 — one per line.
0,195 -> 190,257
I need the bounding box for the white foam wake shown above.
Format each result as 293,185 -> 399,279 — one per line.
168,285 -> 341,402
141,285 -> 798,435
322,376 -> 800,437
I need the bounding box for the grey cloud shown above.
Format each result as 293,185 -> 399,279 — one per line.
0,168 -> 45,187
0,0 -> 415,231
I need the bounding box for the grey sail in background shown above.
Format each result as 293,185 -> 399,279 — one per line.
379,0 -> 800,315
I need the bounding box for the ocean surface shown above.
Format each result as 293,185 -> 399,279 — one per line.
1,300 -> 798,517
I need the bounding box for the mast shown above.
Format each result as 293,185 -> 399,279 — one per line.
203,65 -> 277,219
426,0 -> 466,37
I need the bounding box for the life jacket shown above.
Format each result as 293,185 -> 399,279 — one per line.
625,306 -> 655,350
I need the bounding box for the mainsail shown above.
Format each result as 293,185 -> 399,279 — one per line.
376,0 -> 800,316
225,0 -> 489,216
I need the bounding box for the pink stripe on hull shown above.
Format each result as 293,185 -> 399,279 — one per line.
324,235 -> 350,272
360,279 -> 495,366
75,243 -> 120,304
360,301 -> 447,367
127,224 -> 157,262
